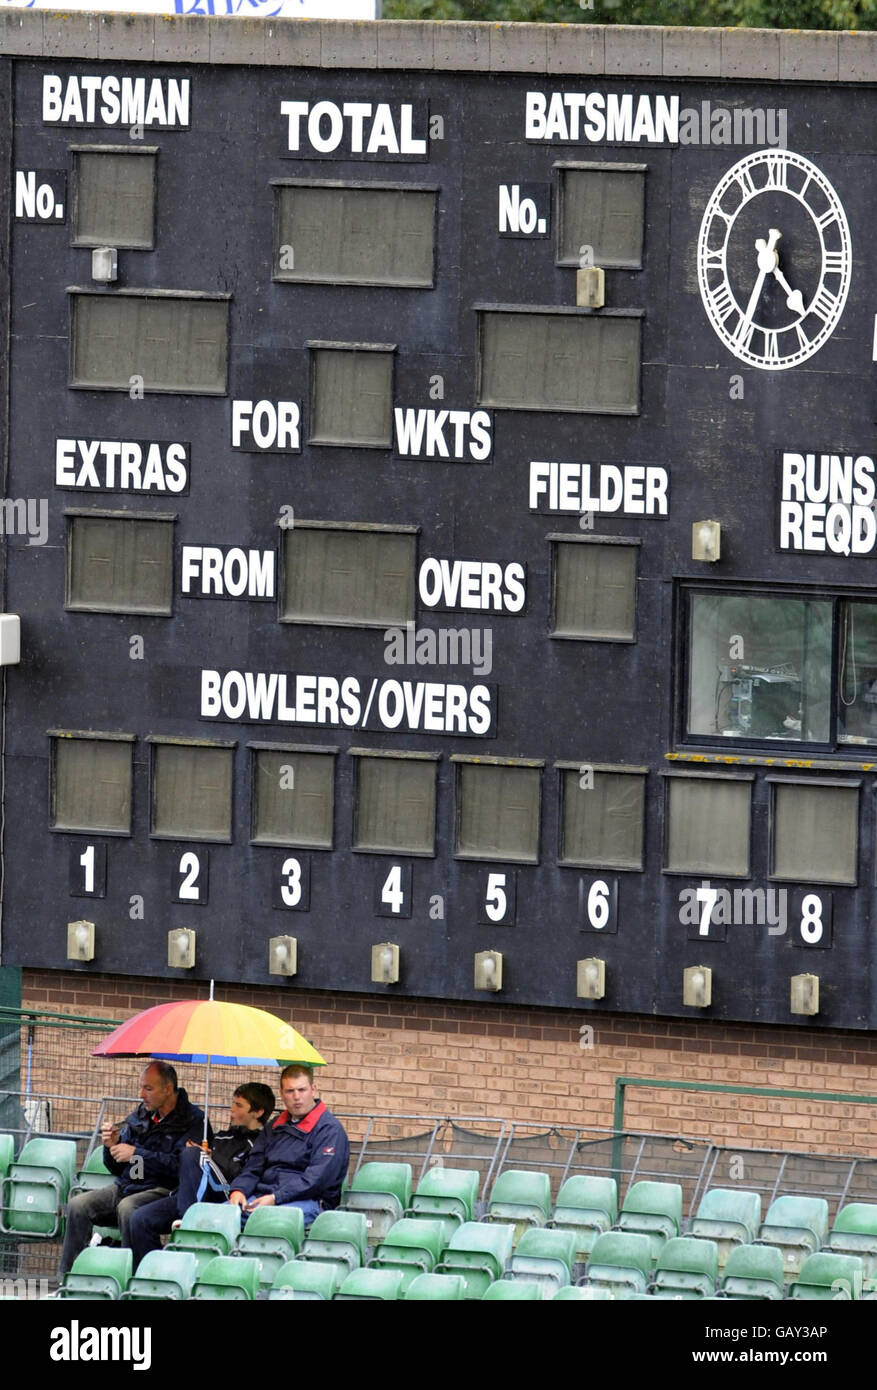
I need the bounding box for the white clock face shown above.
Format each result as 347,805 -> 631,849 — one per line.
697,150 -> 852,371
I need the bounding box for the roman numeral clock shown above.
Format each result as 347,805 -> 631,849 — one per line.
697,150 -> 851,370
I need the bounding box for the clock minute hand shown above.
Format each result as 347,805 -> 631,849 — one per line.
770,263 -> 805,316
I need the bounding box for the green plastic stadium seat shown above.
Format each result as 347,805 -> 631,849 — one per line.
193,1254 -> 260,1301
756,1196 -> 829,1279
483,1279 -> 543,1300
826,1204 -> 877,1278
0,1137 -> 76,1238
339,1163 -> 413,1243
789,1251 -> 863,1301
0,1135 -> 14,1181
233,1205 -> 304,1287
485,1170 -> 551,1241
336,1268 -> 404,1300
299,1209 -> 368,1275
122,1250 -> 198,1301
410,1167 -> 480,1230
58,1246 -> 133,1300
166,1202 -> 242,1276
553,1286 -> 615,1300
506,1226 -> 576,1296
583,1232 -> 653,1295
268,1260 -> 343,1300
548,1175 -> 618,1262
719,1243 -> 785,1300
689,1188 -> 762,1269
404,1273 -> 467,1301
71,1147 -> 116,1195
435,1221 -> 515,1299
651,1237 -> 718,1300
617,1181 -> 682,1261
369,1217 -> 447,1292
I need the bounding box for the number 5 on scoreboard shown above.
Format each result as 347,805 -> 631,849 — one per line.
478,871 -> 516,925
578,877 -> 618,934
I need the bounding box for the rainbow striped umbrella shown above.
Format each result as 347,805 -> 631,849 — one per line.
92,985 -> 325,1142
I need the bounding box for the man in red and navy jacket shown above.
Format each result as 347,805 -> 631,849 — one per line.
230,1064 -> 349,1227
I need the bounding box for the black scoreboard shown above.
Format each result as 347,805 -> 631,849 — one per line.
3,24 -> 877,1030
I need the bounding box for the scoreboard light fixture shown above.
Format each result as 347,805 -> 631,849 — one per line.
683,965 -> 712,1009
576,265 -> 605,310
474,950 -> 503,992
0,614 -> 20,666
692,520 -> 722,563
577,957 -> 606,1001
67,919 -> 95,962
268,935 -> 297,978
167,927 -> 196,970
791,973 -> 819,1017
371,942 -> 400,985
91,246 -> 118,284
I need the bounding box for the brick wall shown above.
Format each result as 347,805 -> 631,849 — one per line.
19,968 -> 877,1155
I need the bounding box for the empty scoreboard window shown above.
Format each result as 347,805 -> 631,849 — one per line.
770,779 -> 859,885
72,147 -> 157,249
274,183 -> 436,288
838,600 -> 877,745
556,162 -> 646,270
550,536 -> 638,641
685,590 -> 832,744
69,291 -> 229,393
251,745 -> 335,848
281,522 -> 416,627
664,773 -> 752,877
51,733 -> 134,834
352,750 -> 438,855
309,342 -> 395,447
151,741 -> 234,841
66,512 -> 174,615
477,309 -> 640,415
557,764 -> 646,870
453,758 -> 542,864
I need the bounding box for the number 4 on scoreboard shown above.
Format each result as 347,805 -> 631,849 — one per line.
375,863 -> 413,919
578,877 -> 618,934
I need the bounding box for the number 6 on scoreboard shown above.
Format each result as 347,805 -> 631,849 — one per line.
578,877 -> 618,934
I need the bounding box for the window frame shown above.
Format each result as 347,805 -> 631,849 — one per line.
555,761 -> 648,871
308,339 -> 396,449
767,774 -> 860,886
549,533 -> 640,644
661,769 -> 755,880
279,519 -> 418,630
451,754 -> 544,866
65,508 -> 176,617
249,742 -> 338,850
674,581 -> 877,756
271,179 -> 438,289
70,144 -> 159,251
554,160 -> 647,271
49,729 -> 135,836
350,748 -> 440,858
68,288 -> 230,395
148,736 -> 236,844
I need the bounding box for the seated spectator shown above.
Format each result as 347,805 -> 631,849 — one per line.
229,1064 -> 349,1227
129,1081 -> 274,1266
59,1060 -> 207,1277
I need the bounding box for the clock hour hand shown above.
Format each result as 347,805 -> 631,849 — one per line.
769,263 -> 805,316
741,227 -> 782,328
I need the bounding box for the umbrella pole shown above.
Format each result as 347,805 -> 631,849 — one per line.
203,978 -> 215,1148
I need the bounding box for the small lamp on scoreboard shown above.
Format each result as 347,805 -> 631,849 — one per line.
691,520 -> 722,562
269,935 -> 297,978
371,942 -> 400,985
167,927 -> 196,970
67,919 -> 95,963
790,973 -> 819,1017
683,965 -> 712,1009
577,957 -> 606,1001
92,247 -> 118,284
474,950 -> 502,992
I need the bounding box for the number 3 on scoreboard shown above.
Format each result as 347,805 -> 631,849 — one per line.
272,854 -> 311,911
578,877 -> 618,934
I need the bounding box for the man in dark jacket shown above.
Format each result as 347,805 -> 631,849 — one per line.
128,1080 -> 274,1265
230,1065 -> 349,1227
59,1060 -> 207,1276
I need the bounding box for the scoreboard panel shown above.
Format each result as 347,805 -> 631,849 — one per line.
3,30 -> 877,1029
